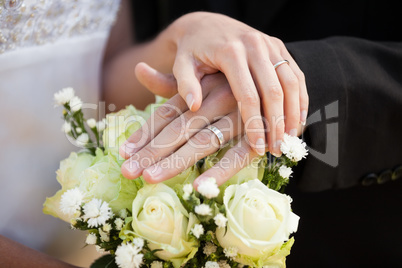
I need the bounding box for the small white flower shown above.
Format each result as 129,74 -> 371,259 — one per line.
76,133 -> 89,146
195,204 -> 212,216
61,122 -> 71,133
103,223 -> 112,233
75,127 -> 82,134
278,165 -> 293,179
95,245 -> 105,253
205,261 -> 219,268
87,118 -> 97,128
86,233 -> 97,245
183,192 -> 190,200
115,218 -> 124,230
203,242 -> 217,256
223,247 -> 238,258
133,238 -> 144,250
191,224 -> 204,238
54,87 -> 75,106
83,199 -> 112,228
218,260 -> 231,268
60,188 -> 84,216
213,213 -> 228,228
69,96 -> 83,112
97,119 -> 106,131
197,177 -> 220,199
99,228 -> 110,242
280,133 -> 308,162
119,209 -> 128,219
115,243 -> 143,268
150,261 -> 163,268
183,184 -> 193,195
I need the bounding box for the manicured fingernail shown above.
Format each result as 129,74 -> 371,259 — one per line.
289,128 -> 298,137
255,138 -> 266,156
301,110 -> 307,125
123,160 -> 140,176
145,166 -> 163,181
186,93 -> 194,110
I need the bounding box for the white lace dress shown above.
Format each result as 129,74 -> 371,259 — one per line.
0,0 -> 120,250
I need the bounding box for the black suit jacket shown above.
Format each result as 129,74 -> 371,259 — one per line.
132,0 -> 402,266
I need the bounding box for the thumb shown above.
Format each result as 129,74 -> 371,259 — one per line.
135,62 -> 177,98
172,55 -> 203,112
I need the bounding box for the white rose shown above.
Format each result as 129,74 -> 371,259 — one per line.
216,179 -> 299,267
131,183 -> 199,268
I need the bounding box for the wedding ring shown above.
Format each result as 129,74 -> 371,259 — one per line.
273,59 -> 289,69
206,125 -> 224,147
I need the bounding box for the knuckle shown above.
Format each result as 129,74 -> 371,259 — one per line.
243,31 -> 264,47
169,118 -> 186,136
296,70 -> 306,83
242,90 -> 260,106
284,74 -> 299,89
192,131 -> 212,147
267,85 -> 283,100
220,41 -> 243,58
155,105 -> 178,121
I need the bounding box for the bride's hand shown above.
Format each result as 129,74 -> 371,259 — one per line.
147,11 -> 308,156
119,72 -> 303,187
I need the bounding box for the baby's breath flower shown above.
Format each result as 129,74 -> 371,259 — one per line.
75,127 -> 82,134
76,133 -> 89,146
213,213 -> 228,228
115,218 -> 124,230
119,209 -> 128,219
183,184 -> 193,195
223,247 -> 238,258
86,233 -> 97,245
205,261 -> 219,268
103,223 -> 112,233
150,261 -> 163,268
197,177 -> 219,199
69,96 -> 83,112
59,188 -> 84,216
95,245 -> 105,253
191,224 -> 204,238
87,118 -> 97,128
97,119 -> 106,131
115,243 -> 143,268
54,87 -> 75,106
133,238 -> 144,250
61,122 -> 71,133
278,165 -> 293,179
218,260 -> 231,268
203,242 -> 217,256
99,228 -> 110,242
83,199 -> 112,228
195,204 -> 212,216
280,133 -> 308,162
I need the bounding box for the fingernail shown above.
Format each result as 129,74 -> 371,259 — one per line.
273,140 -> 283,157
186,93 -> 195,110
289,128 -> 298,137
301,110 -> 307,126
123,160 -> 140,176
255,138 -> 266,156
145,166 -> 163,181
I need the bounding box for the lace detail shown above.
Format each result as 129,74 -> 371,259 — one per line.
0,0 -> 120,54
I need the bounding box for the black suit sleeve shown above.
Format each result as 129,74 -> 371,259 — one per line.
285,37 -> 402,192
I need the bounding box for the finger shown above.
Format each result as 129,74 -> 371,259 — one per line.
173,53 -> 203,112
119,94 -> 187,159
284,54 -> 309,126
135,62 -> 177,98
275,62 -> 300,137
143,112 -> 242,183
193,136 -> 259,189
121,91 -> 237,179
246,37 -> 285,157
219,46 -> 266,156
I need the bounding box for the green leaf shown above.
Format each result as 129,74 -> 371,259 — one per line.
90,254 -> 118,268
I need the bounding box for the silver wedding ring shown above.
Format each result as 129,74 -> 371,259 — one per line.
206,125 -> 225,147
273,59 -> 289,69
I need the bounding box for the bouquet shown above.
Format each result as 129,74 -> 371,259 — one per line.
44,88 -> 308,268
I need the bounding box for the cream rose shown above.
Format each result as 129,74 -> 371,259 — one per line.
216,179 -> 299,267
131,183 -> 198,268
